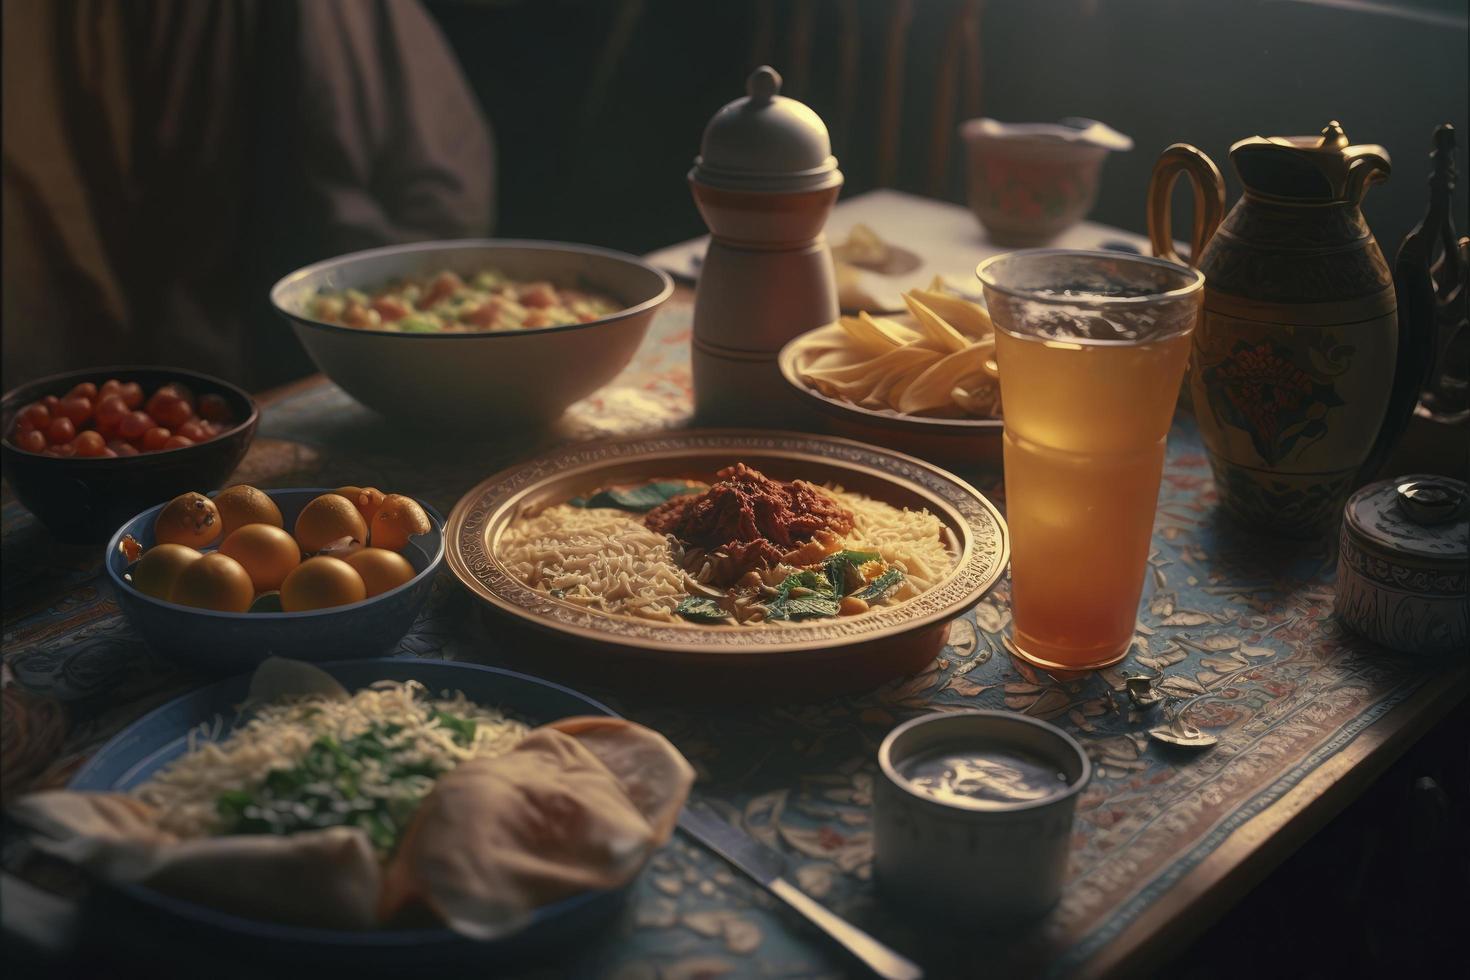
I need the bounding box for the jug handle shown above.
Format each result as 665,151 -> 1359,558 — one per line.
1148,144 -> 1226,268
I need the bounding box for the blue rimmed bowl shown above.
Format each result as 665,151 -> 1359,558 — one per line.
67,659 -> 625,968
105,489 -> 444,672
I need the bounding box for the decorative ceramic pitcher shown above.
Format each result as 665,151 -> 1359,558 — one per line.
1148,121 -> 1434,537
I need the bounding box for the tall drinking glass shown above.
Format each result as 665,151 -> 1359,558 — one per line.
978,250 -> 1204,671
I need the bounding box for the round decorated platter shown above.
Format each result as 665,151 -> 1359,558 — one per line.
446,430 -> 1008,697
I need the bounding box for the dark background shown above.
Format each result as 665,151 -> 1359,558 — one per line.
426,0 -> 1469,260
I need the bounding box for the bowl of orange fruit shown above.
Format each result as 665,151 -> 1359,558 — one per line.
105,484 -> 443,671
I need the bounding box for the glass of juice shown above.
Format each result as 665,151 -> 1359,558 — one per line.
977,250 -> 1204,671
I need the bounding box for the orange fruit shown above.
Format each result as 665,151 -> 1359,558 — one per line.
294,493 -> 368,554
131,543 -> 202,600
219,524 -> 301,592
154,492 -> 222,548
214,485 -> 283,537
370,494 -> 431,551
169,552 -> 254,612
343,548 -> 416,597
281,556 -> 367,612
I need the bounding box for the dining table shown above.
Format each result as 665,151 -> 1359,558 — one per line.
3,192 -> 1466,980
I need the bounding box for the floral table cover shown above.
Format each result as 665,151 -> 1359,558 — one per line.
1,306 -> 1454,979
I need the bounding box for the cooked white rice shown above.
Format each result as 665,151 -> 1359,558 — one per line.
136,681 -> 527,839
498,504 -> 689,621
498,486 -> 953,620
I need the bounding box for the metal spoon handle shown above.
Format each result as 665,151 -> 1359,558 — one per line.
769,877 -> 924,980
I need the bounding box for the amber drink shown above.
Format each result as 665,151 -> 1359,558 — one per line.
978,251 -> 1203,670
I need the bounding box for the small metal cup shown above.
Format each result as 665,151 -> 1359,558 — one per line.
873,710 -> 1091,923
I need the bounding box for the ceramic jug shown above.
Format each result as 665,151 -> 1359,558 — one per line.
1148,121 -> 1435,537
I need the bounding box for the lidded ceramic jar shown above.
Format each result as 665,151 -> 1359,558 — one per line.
689,66 -> 843,426
1335,474 -> 1468,656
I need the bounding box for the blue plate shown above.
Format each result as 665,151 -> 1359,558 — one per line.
68,658 -> 626,967
105,489 -> 445,673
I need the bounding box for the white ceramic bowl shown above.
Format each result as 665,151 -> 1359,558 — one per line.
270,240 -> 673,428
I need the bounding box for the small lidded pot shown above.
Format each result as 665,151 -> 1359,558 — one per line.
1335,474 -> 1468,656
874,710 -> 1090,923
689,66 -> 843,426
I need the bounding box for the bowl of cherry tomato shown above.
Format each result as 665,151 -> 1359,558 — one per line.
1,366 -> 258,543
106,485 -> 443,672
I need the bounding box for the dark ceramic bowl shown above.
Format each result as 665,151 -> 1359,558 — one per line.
1,366 -> 259,543
269,239 -> 673,429
777,326 -> 1003,475
106,489 -> 444,673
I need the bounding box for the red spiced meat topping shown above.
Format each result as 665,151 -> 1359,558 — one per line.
644,463 -> 854,560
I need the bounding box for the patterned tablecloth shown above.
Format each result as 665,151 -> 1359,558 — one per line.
1,304 -> 1459,979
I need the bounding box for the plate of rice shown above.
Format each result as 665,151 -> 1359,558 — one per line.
33,658 -> 691,968
446,430 -> 1009,698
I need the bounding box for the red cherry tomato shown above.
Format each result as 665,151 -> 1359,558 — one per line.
46,417 -> 76,445
117,382 -> 145,409
58,396 -> 92,426
176,419 -> 208,441
141,427 -> 171,451
157,382 -> 195,408
19,403 -> 50,431
99,379 -> 123,397
107,439 -> 140,457
162,434 -> 194,450
119,411 -> 153,440
95,394 -> 129,435
16,429 -> 47,453
67,382 -> 98,401
99,447 -> 119,458
197,392 -> 232,423
146,391 -> 193,428
73,430 -> 107,457
44,443 -> 77,458
41,395 -> 61,411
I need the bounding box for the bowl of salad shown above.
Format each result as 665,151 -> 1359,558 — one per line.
270,240 -> 673,428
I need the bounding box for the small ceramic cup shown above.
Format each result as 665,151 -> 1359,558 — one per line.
960,118 -> 1128,245
874,710 -> 1090,923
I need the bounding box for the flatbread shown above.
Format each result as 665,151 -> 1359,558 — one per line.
379,727 -> 669,939
546,716 -> 695,842
10,791 -> 381,929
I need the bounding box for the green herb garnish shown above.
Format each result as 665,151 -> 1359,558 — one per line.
433,711 -> 477,746
766,569 -> 841,621
211,719 -> 471,853
676,596 -> 731,623
821,549 -> 881,593
851,567 -> 904,603
570,481 -> 705,512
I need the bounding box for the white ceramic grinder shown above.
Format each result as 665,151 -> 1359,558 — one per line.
688,66 -> 843,427
874,710 -> 1091,923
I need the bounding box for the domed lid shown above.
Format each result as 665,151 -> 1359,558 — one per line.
690,66 -> 842,193
1344,474 -> 1468,567
1229,120 -> 1391,204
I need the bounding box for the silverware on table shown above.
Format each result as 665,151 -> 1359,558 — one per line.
676,798 -> 924,980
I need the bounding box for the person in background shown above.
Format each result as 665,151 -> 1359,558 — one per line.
2,0 -> 495,392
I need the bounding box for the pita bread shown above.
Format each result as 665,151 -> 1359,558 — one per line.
10,791 -> 381,929
546,716 -> 694,842
380,727 -> 668,939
